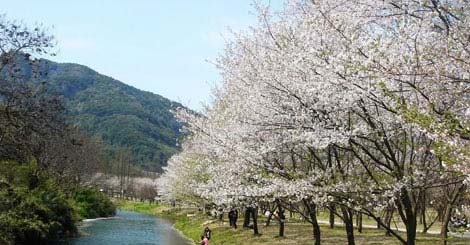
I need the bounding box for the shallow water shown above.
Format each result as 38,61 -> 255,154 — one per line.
57,210 -> 192,245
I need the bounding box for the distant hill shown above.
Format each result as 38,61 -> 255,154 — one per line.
11,54 -> 185,172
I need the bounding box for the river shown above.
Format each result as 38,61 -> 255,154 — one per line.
56,210 -> 193,245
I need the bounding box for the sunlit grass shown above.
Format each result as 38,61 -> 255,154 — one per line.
313,210 -> 442,234
115,201 -> 468,245
114,200 -> 162,215
159,208 -> 468,245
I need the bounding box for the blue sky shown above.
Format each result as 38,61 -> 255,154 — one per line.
3,1 -> 279,110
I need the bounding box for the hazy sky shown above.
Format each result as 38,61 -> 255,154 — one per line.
3,1 -> 277,111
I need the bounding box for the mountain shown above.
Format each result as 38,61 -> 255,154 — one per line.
12,55 -> 185,172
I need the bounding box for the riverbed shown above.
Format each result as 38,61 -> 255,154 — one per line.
57,210 -> 192,245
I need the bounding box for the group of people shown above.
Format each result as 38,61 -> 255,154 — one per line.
200,227 -> 211,245
228,208 -> 239,229
450,216 -> 470,231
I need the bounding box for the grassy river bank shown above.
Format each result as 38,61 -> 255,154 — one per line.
116,200 -> 468,245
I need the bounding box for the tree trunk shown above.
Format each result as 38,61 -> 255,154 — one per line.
384,209 -> 394,236
420,204 -> 425,227
329,205 -> 335,229
401,192 -> 417,245
304,200 -> 321,245
276,200 -> 285,237
251,207 -> 259,235
342,207 -> 355,245
279,217 -> 285,237
440,204 -> 452,245
311,212 -> 321,245
243,208 -> 251,228
406,216 -> 417,245
357,213 -> 363,233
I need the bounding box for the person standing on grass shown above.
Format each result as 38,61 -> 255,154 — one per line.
203,226 -> 212,240
228,208 -> 235,228
229,208 -> 238,229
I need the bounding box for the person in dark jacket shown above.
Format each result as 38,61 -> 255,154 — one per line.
228,209 -> 235,228
203,226 -> 212,240
228,208 -> 238,229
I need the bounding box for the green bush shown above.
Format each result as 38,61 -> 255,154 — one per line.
73,187 -> 116,219
0,162 -> 77,244
0,163 -> 116,244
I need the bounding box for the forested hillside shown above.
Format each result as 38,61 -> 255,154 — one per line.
13,55 -> 184,171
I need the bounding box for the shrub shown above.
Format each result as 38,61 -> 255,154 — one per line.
73,187 -> 116,219
0,162 -> 77,244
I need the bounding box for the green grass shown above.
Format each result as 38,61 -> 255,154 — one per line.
314,210 -> 442,234
114,200 -> 163,215
163,213 -> 206,243
116,201 -> 469,245
159,209 -> 469,245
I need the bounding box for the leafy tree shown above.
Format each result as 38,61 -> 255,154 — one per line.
0,15 -> 116,244
73,187 -> 116,219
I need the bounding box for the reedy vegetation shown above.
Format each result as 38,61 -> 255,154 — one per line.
160,1 -> 470,245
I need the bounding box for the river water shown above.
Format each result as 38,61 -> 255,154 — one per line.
57,210 -> 192,245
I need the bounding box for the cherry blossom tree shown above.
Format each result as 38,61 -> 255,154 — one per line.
160,1 -> 470,244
